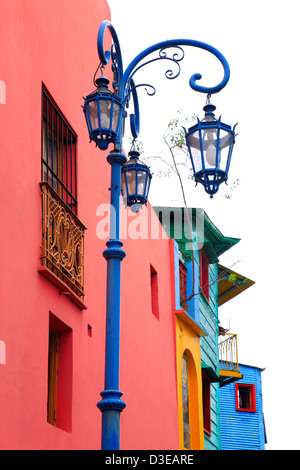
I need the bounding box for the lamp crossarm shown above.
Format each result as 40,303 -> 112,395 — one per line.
123,39 -> 230,96
97,20 -> 230,141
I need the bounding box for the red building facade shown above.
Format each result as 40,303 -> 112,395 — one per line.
0,0 -> 179,449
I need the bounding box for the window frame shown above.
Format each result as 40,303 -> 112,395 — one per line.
199,249 -> 209,301
150,264 -> 159,319
179,260 -> 188,310
47,313 -> 73,432
47,327 -> 59,426
235,383 -> 256,413
41,86 -> 78,214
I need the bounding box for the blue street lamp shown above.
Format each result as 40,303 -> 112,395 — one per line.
184,97 -> 237,197
83,20 -> 236,450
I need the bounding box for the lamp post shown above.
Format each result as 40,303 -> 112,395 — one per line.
83,20 -> 237,450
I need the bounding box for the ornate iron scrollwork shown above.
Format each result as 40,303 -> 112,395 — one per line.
40,182 -> 85,298
96,20 -> 230,146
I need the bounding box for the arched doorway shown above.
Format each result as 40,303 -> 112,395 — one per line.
180,349 -> 201,449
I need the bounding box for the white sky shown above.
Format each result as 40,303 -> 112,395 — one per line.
107,0 -> 300,450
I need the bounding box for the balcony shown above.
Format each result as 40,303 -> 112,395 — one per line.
219,330 -> 243,387
38,182 -> 86,309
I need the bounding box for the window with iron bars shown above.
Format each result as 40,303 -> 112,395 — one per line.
199,249 -> 209,301
40,87 -> 85,304
41,87 -> 78,214
179,261 -> 188,310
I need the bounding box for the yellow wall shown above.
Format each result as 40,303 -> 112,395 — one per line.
176,315 -> 205,450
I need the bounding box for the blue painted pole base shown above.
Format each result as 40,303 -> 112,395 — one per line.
103,239 -> 126,261
97,390 -> 126,450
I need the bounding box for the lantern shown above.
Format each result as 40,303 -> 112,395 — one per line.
83,76 -> 122,150
185,101 -> 237,197
121,150 -> 152,212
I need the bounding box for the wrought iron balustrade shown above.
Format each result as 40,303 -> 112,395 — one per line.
40,181 -> 85,300
219,333 -> 240,373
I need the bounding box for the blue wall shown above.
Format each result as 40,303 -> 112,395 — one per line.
219,363 -> 266,450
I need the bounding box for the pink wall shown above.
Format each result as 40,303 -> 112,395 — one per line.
0,0 -> 179,449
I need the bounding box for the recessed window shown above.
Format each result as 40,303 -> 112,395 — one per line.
150,264 -> 159,319
42,87 -> 77,214
236,383 -> 256,412
47,328 -> 59,426
0,340 -> 6,365
179,260 -> 188,310
202,371 -> 211,435
47,313 -> 72,432
199,250 -> 209,301
40,86 -> 85,303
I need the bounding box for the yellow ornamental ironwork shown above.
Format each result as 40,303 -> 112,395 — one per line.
40,182 -> 85,298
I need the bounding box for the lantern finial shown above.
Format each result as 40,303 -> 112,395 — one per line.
95,75 -> 110,88
203,94 -> 216,117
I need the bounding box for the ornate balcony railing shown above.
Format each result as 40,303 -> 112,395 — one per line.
218,332 -> 243,386
39,182 -> 86,302
219,333 -> 239,372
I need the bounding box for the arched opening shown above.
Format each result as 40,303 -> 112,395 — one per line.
181,349 -> 200,449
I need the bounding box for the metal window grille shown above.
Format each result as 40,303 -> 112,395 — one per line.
179,261 -> 187,306
199,250 -> 209,301
41,88 -> 78,214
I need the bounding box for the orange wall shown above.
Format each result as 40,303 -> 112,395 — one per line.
0,0 -> 179,449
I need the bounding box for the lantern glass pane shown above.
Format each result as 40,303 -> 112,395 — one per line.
191,146 -> 203,172
125,170 -> 137,196
137,170 -> 147,195
145,174 -> 151,198
217,129 -> 232,171
188,131 -> 203,173
88,100 -> 99,131
111,102 -> 121,132
202,128 -> 218,168
99,100 -> 111,129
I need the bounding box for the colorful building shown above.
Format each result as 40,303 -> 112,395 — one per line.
219,363 -> 267,450
154,206 -> 255,450
0,0 -> 260,451
0,0 -> 179,450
